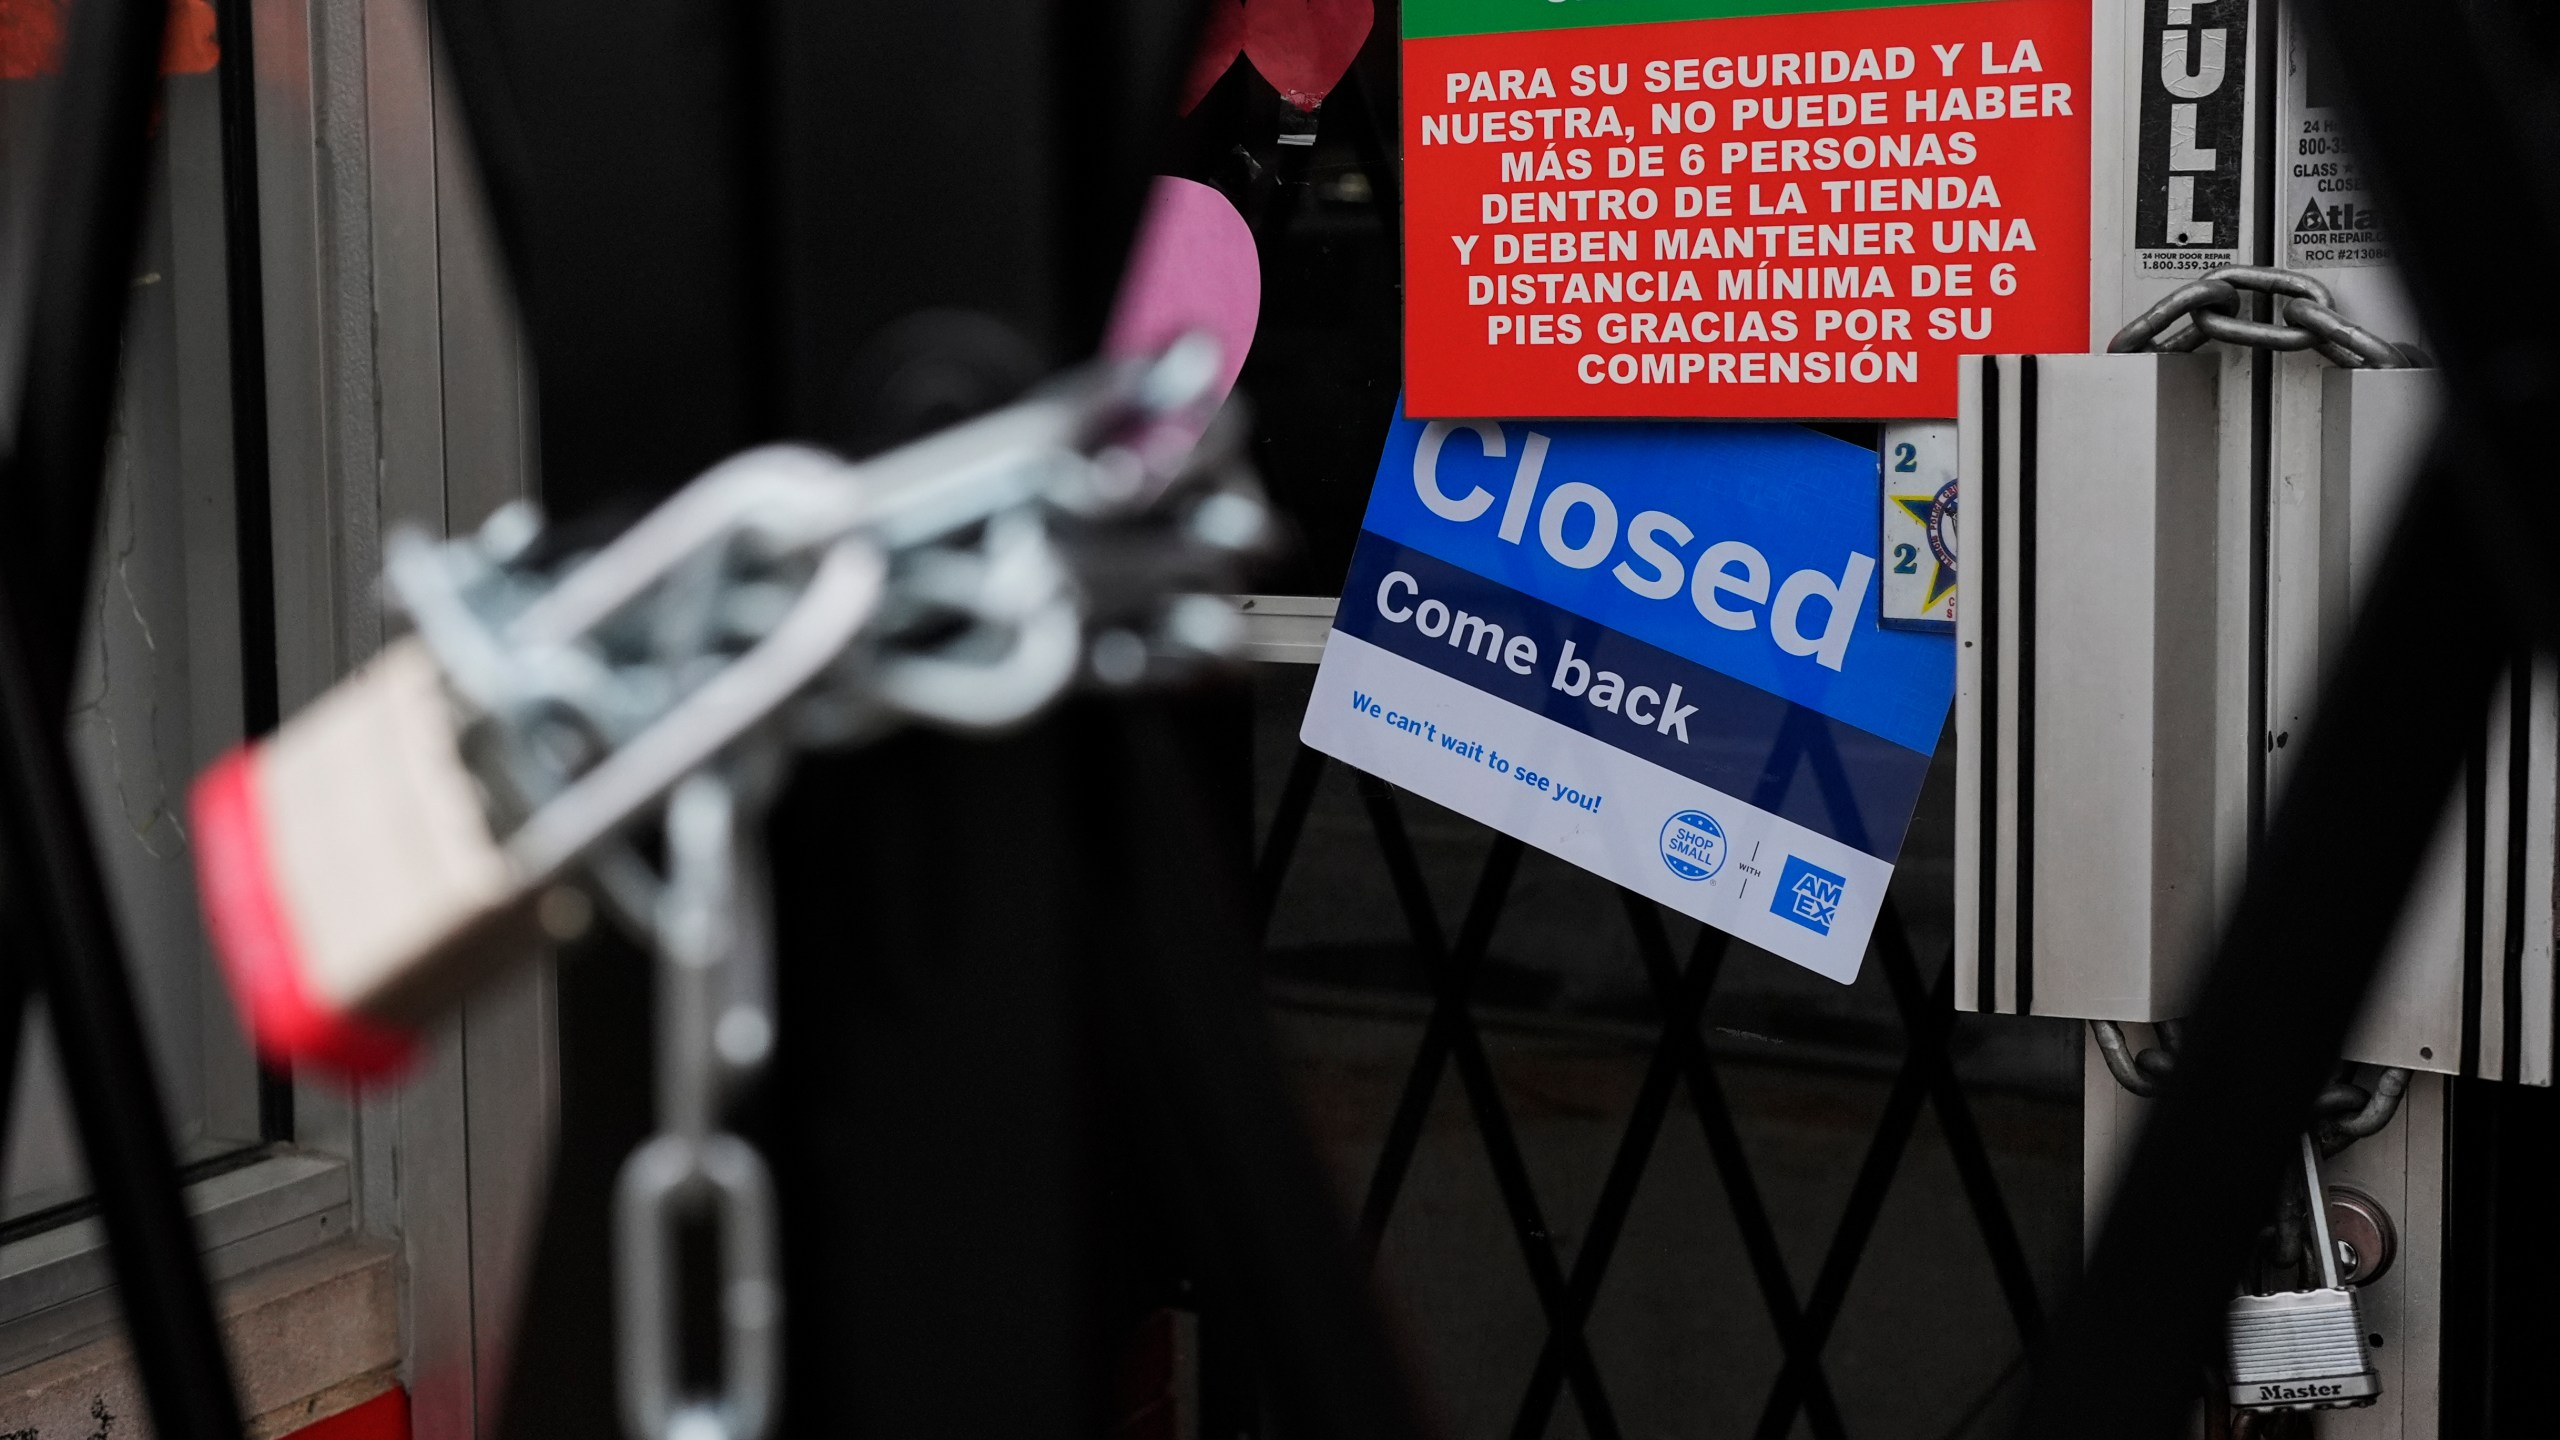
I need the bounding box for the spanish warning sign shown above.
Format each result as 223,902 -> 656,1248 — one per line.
1402,0 -> 2092,419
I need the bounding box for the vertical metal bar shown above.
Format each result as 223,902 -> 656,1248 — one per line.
2462,719 -> 2487,1076
1975,356 -> 2002,1013
212,0 -> 279,742
2013,356 -> 2038,1015
2244,0 -> 2279,862
2436,1076 -> 2500,1438
211,0 -> 294,1144
2503,658 -> 2529,1082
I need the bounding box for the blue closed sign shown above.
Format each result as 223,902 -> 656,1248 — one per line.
1301,404 -> 1952,983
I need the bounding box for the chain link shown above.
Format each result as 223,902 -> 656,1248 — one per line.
2107,265 -> 2418,369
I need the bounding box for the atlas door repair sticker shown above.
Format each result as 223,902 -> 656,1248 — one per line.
1300,413 -> 1952,981
1401,0 -> 2090,418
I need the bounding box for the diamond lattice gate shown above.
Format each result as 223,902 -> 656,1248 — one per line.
1236,743 -> 2051,1440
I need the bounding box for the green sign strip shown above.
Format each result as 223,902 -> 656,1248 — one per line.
1404,0 -> 1989,42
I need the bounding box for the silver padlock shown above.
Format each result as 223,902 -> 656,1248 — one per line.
188,528 -> 888,1079
2224,1137 -> 2380,1414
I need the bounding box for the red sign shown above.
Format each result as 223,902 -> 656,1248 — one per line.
1402,1 -> 2091,419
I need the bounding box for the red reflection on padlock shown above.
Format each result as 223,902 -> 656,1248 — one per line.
190,639 -> 544,1081
193,750 -> 421,1079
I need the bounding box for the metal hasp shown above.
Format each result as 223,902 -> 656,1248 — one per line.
1955,349 -> 2554,1082
2324,368 -> 2557,1084
1955,352 -> 2231,1021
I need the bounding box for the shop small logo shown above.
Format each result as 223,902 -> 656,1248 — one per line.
1658,810 -> 1727,881
1772,856 -> 1845,935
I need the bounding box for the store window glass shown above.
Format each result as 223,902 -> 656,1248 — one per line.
0,0 -> 273,1228
1166,6 -> 2082,1431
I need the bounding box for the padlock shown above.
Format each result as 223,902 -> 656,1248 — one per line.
190,525 -> 890,1079
191,637 -> 517,1075
2224,1137 -> 2380,1414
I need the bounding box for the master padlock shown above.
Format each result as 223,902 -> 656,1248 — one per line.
2223,1137 -> 2381,1414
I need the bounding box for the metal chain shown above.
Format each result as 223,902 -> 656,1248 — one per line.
2102,265 -> 2418,1287
2107,265 -> 2418,370
2089,1020 -> 2409,1155
2094,1018 -> 2406,1284
375,336 -> 1266,1440
383,336 -> 1262,933
613,765 -> 782,1440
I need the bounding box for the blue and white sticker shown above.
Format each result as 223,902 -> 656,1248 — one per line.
1299,407 -> 1954,982
1660,811 -> 1729,882
1773,856 -> 1850,936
